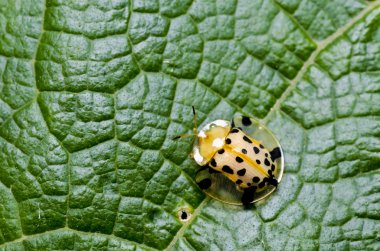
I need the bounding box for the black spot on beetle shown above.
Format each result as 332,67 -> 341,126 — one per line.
236,179 -> 243,185
231,128 -> 239,133
225,138 -> 231,144
242,148 -> 247,154
243,135 -> 252,143
271,164 -> 275,171
236,156 -> 244,163
268,170 -> 272,176
259,144 -> 265,149
242,116 -> 252,126
265,153 -> 268,157
252,176 -> 260,183
210,158 -> 217,167
256,159 -> 261,165
264,158 -> 270,166
237,168 -> 246,176
222,165 -> 234,174
218,149 -> 225,154
253,147 -> 260,154
247,183 -> 251,186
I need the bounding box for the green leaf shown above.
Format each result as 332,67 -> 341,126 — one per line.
0,0 -> 379,250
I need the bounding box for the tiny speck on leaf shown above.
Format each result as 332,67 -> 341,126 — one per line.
178,208 -> 191,222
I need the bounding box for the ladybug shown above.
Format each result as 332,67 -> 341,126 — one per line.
174,107 -> 282,206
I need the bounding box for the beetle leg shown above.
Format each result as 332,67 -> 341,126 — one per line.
236,185 -> 244,192
208,167 -> 220,174
269,147 -> 282,161
268,176 -> 278,187
195,165 -> 209,174
196,166 -> 212,190
197,178 -> 212,190
241,186 -> 256,206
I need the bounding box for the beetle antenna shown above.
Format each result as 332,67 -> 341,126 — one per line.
192,106 -> 199,135
172,133 -> 195,140
172,106 -> 199,140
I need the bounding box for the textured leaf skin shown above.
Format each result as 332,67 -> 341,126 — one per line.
0,0 -> 379,250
